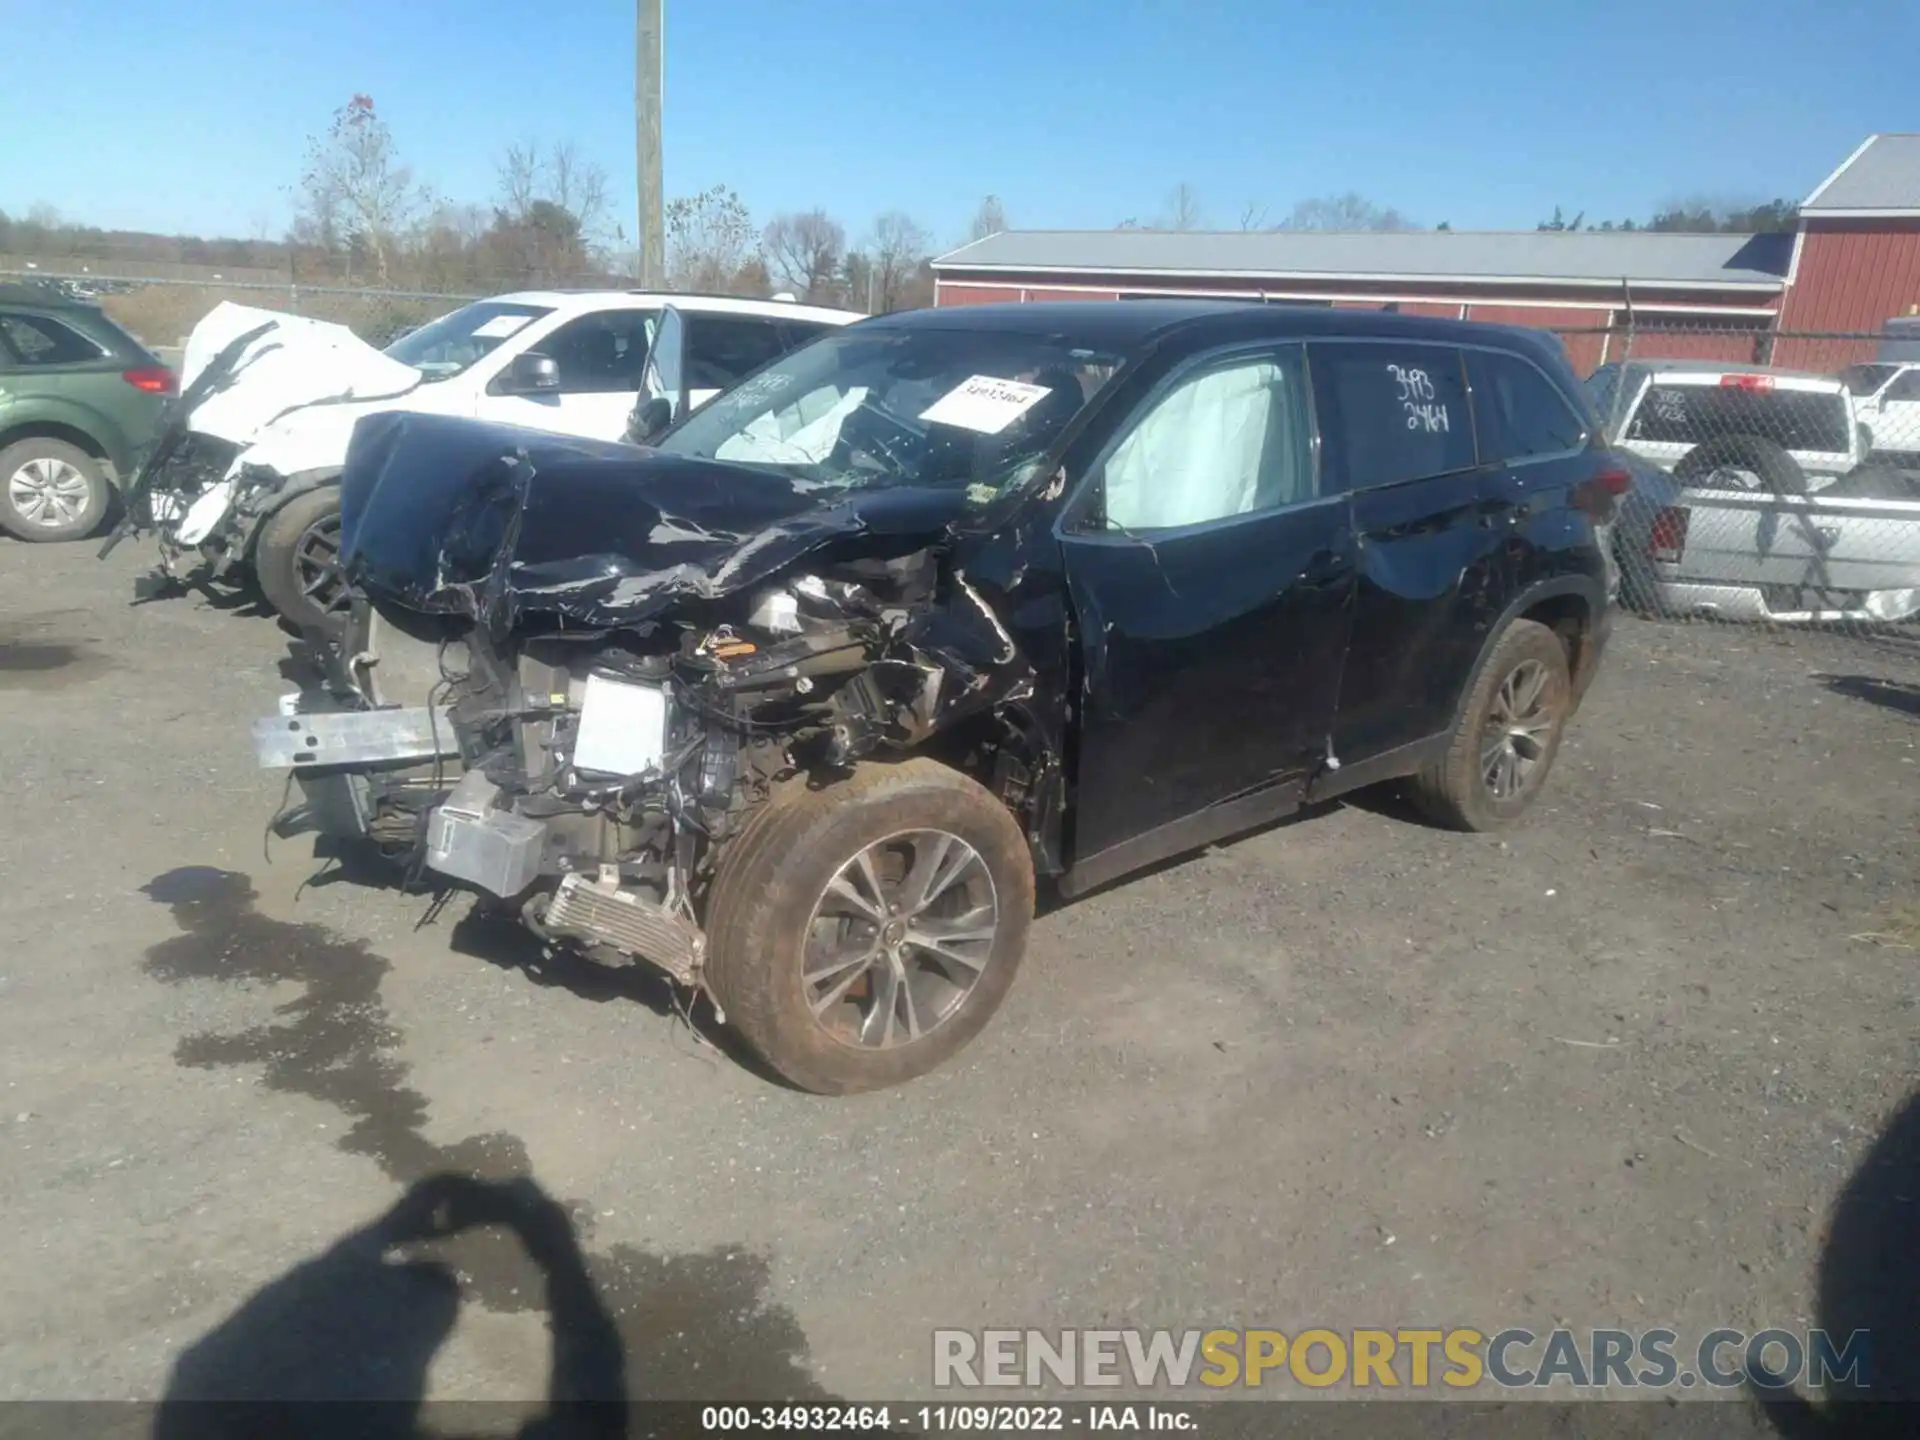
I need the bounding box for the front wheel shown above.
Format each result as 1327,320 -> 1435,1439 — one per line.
253,486 -> 348,634
702,759 -> 1035,1094
1407,619 -> 1572,832
0,437 -> 111,542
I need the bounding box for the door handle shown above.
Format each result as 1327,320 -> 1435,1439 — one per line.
1298,553 -> 1352,589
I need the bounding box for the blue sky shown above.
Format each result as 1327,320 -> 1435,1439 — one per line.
5,0 -> 1915,250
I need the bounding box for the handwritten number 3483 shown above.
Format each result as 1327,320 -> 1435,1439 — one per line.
1388,364 -> 1449,433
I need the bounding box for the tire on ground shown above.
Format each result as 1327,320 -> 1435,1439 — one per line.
702,758 -> 1035,1094
1407,618 -> 1572,833
0,436 -> 111,542
253,485 -> 346,635
1672,434 -> 1807,496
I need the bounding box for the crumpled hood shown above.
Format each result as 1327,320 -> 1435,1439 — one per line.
177,301 -> 423,448
339,410 -> 970,630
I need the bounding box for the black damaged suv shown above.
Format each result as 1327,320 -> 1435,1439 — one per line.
258,301 -> 1625,1093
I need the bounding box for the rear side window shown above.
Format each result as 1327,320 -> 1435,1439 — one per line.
1469,350 -> 1588,463
1624,381 -> 1850,454
686,315 -> 796,391
1885,369 -> 1920,402
0,312 -> 104,366
1311,342 -> 1474,489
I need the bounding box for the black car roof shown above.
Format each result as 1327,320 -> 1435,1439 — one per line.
860,300 -> 1577,366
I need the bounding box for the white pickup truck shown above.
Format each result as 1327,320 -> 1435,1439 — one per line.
1590,361 -> 1920,624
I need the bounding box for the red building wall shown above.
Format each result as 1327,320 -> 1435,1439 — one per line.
1775,219 -> 1920,371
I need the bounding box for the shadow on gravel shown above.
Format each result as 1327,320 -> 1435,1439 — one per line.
1816,674 -> 1920,720
0,612 -> 113,690
1753,1088 -> 1920,1438
153,1173 -> 626,1439
139,866 -> 837,1417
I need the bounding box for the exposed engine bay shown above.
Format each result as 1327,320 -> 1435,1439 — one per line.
266,542 -> 1049,994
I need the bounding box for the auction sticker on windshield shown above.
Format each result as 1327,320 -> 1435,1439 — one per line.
473,313 -> 537,340
919,375 -> 1052,434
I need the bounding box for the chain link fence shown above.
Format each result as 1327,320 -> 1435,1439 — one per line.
1545,321 -> 1920,641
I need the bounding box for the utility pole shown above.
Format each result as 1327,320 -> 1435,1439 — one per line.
636,0 -> 665,288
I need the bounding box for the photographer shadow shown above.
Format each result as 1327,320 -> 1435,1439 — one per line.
153,1173 -> 626,1440
1756,1088 -> 1920,1438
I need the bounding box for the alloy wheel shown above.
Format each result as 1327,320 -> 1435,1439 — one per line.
801,829 -> 1001,1049
293,512 -> 349,614
1480,659 -> 1556,802
8,457 -> 93,529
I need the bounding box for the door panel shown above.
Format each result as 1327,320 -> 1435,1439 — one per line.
1059,343 -> 1355,870
1310,341 -> 1502,761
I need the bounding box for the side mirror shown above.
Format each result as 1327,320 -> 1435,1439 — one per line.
497,351 -> 560,395
626,395 -> 675,446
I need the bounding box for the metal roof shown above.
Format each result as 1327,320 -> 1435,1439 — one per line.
932,229 -> 1792,289
1801,134 -> 1920,215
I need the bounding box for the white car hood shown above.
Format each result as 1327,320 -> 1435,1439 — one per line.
182,301 -> 424,448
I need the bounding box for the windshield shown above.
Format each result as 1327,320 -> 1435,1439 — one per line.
653,326 -> 1126,504
383,300 -> 554,381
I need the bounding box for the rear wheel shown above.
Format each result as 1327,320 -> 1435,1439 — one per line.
0,437 -> 111,542
702,759 -> 1035,1094
254,486 -> 348,634
1408,619 -> 1572,832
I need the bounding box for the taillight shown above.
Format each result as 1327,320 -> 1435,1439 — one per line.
1647,505 -> 1690,564
1573,461 -> 1633,518
122,366 -> 176,395
1719,373 -> 1775,392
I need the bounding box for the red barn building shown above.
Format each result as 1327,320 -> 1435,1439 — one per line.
1775,133 -> 1920,370
932,133 -> 1920,377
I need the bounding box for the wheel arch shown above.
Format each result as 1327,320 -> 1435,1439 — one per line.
0,419 -> 113,473
893,701 -> 1066,878
1451,576 -> 1604,728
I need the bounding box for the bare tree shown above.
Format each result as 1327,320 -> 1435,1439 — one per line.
298,94 -> 430,283
763,210 -> 846,302
1239,202 -> 1270,230
545,141 -> 611,245
1159,183 -> 1203,230
497,141 -> 540,220
496,142 -> 611,245
1277,192 -> 1416,231
666,185 -> 759,292
862,211 -> 933,313
967,195 -> 1008,242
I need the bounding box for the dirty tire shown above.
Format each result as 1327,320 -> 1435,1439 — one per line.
703,759 -> 1035,1094
1672,434 -> 1806,496
1408,618 -> 1571,832
254,486 -> 347,635
0,437 -> 111,542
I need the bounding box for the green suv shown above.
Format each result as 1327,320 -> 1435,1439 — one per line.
0,283 -> 175,541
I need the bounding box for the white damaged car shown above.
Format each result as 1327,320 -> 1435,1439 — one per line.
107,290 -> 860,631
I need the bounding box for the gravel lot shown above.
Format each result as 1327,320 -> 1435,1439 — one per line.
1,538 -> 1916,1421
